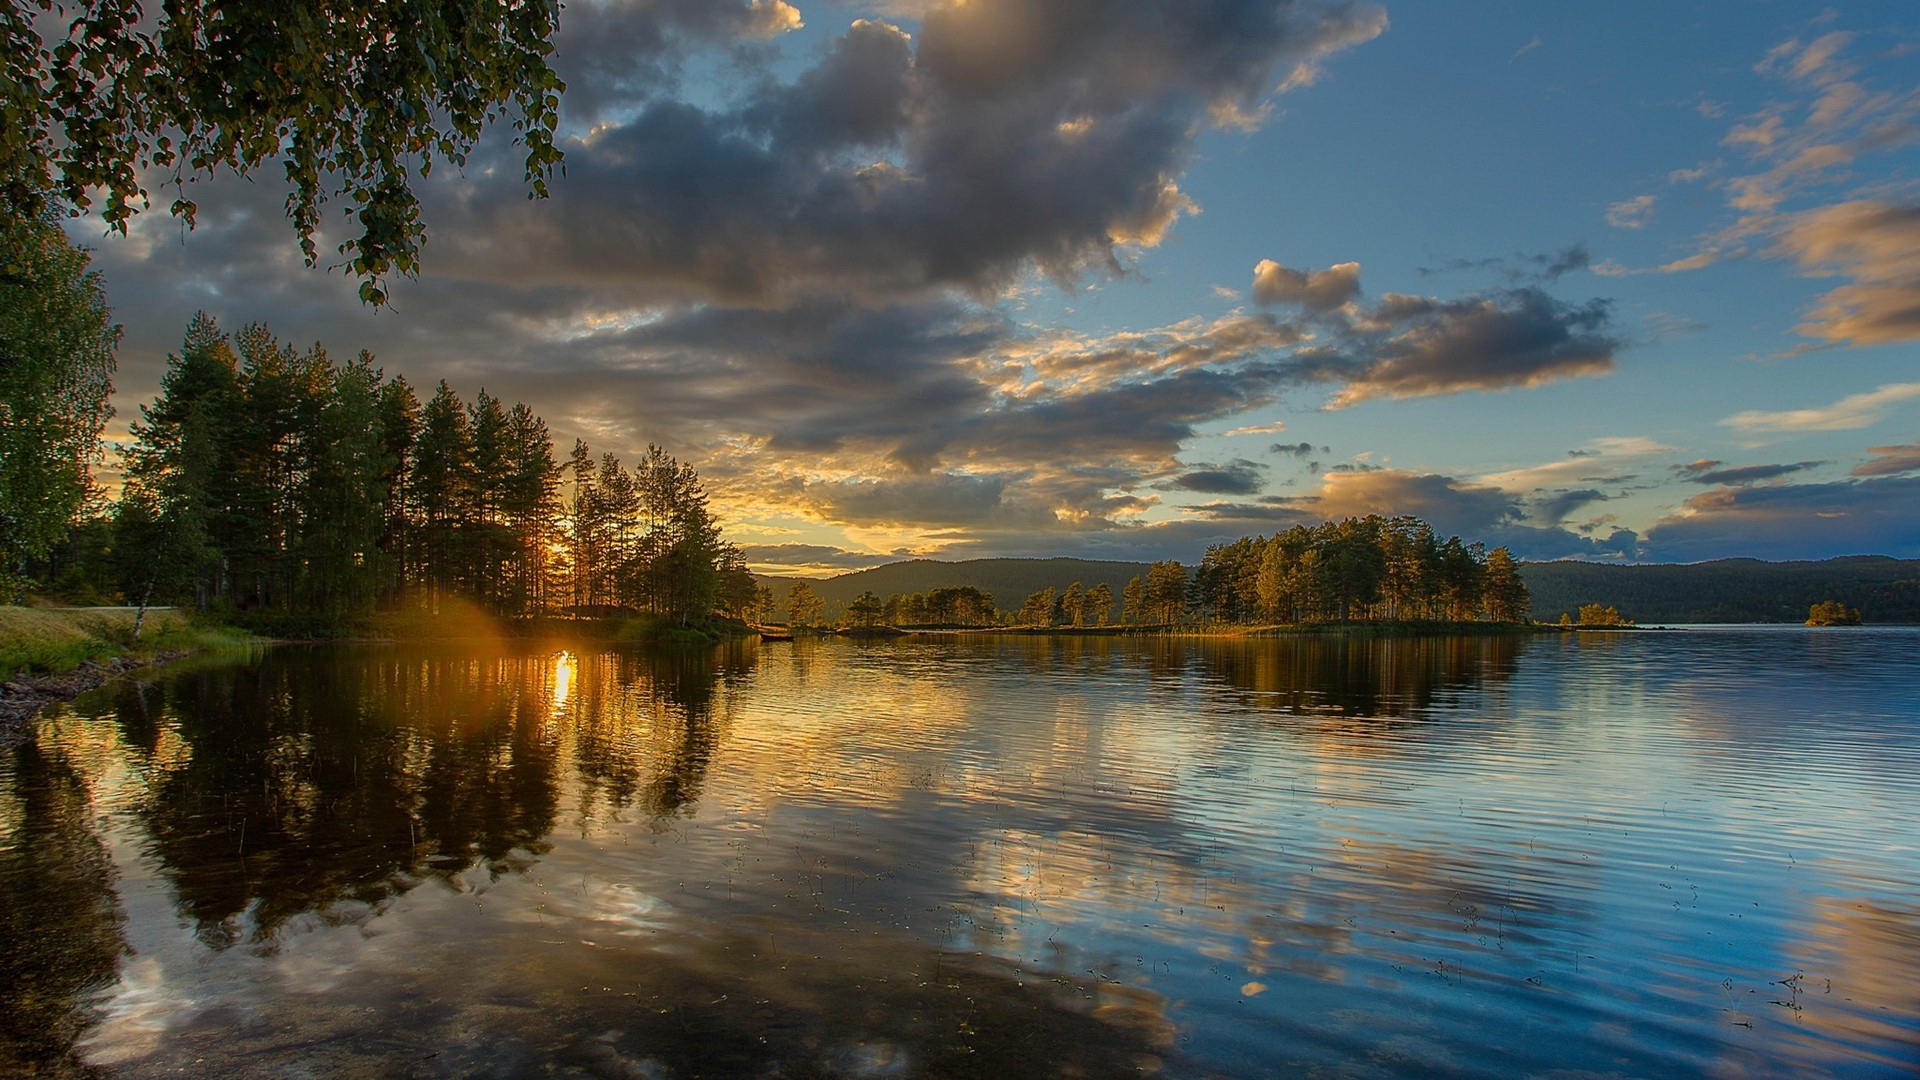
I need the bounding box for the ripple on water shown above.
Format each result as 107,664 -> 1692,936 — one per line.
1,629 -> 1916,1078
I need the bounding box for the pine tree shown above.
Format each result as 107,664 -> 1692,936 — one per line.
1481,547 -> 1530,623
408,381 -> 474,608
116,312 -> 239,609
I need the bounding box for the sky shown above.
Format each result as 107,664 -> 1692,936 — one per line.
70,0 -> 1920,574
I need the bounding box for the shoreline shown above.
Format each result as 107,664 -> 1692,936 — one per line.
0,649 -> 195,748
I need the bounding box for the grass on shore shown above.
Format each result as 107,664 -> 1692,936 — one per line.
0,606 -> 255,682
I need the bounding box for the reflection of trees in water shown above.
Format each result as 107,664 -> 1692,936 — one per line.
0,740 -> 128,1078
124,642 -> 756,948
1194,634 -> 1525,721
571,642 -> 752,820
130,648 -> 562,949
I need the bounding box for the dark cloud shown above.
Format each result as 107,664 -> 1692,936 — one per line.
69,2 -> 1641,563
1679,460 -> 1826,486
1418,244 -> 1592,283
1327,288 -> 1617,406
740,543 -> 891,570
1161,458 -> 1268,495
1269,441 -> 1319,457
1673,458 -> 1722,474
1531,488 -> 1609,524
421,1 -> 1387,306
1275,468 -> 1518,537
552,0 -> 804,125
1852,440 -> 1920,477
1643,476 -> 1920,561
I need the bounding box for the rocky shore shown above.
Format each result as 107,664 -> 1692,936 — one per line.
0,651 -> 189,748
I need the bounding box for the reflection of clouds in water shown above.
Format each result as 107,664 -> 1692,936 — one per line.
14,631 -> 1920,1077
1766,898 -> 1920,1074
572,881 -> 674,938
75,956 -> 200,1066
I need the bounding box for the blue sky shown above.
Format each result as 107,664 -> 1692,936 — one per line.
75,1 -> 1920,572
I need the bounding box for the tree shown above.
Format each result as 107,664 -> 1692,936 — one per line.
1059,581 -> 1086,626
749,584 -> 776,625
1143,561 -> 1188,624
407,381 -> 473,606
1018,587 -> 1057,626
1805,600 -> 1860,626
785,581 -> 824,627
294,352 -> 391,621
6,0 -> 566,304
1086,582 -> 1114,627
116,312 -> 237,609
1576,603 -> 1631,627
845,591 -> 884,628
1481,547 -> 1530,623
0,217 -> 117,598
1121,575 -> 1146,625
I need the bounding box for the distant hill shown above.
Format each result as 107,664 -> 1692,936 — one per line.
754,558 -> 1151,619
756,554 -> 1920,624
1522,556 -> 1920,624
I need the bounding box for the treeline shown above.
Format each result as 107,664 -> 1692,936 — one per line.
67,313 -> 748,629
771,516 -> 1527,629
1522,556 -> 1920,624
1187,518 -> 1529,624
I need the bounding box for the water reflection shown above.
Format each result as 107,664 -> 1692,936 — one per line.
1,630 -> 1916,1078
0,739 -> 129,1079
1194,632 -> 1525,721
71,644 -> 748,952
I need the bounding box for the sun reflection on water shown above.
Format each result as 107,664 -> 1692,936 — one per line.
551,648 -> 576,718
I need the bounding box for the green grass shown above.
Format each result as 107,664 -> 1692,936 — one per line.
0,606 -> 253,681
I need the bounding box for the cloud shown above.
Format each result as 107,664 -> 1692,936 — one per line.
1269,441 -> 1319,458
1221,420 -> 1287,436
1606,195 -> 1656,229
1160,458 -> 1268,495
1668,29 -> 1920,348
1273,469 -> 1518,537
1326,288 -> 1617,406
1675,460 -> 1826,485
1530,488 -> 1609,525
1251,258 -> 1362,310
1479,436 -> 1672,493
1261,468 -> 1640,560
740,543 -> 891,572
1643,475 -> 1920,560
1852,440 -> 1920,477
1771,200 -> 1920,345
418,0 -> 1391,307
550,0 -> 806,124
1721,382 -> 1920,433
1510,35 -> 1542,62
1419,245 -> 1591,284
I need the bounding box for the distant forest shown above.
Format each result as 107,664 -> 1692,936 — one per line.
1522,557 -> 1920,624
35,314 -> 754,630
770,517 -> 1531,628
765,553 -> 1920,626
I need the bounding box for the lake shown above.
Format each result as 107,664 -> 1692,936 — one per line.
3,628 -> 1917,1078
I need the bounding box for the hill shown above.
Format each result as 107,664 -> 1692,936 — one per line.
1521,556 -> 1920,624
755,554 -> 1920,624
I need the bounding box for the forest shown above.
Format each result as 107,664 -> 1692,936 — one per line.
34,312 -> 754,633
776,518 -> 1529,629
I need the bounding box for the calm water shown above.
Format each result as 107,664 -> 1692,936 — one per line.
2,628 -> 1917,1078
